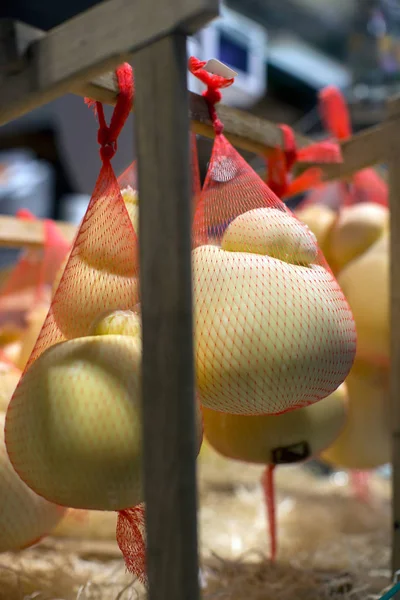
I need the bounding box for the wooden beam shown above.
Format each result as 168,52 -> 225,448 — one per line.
388,95 -> 400,575
0,215 -> 76,248
298,122 -> 388,181
76,71 -> 312,155
0,112 -> 389,250
0,0 -> 218,126
134,33 -> 200,600
0,14 -> 389,180
76,71 -> 389,179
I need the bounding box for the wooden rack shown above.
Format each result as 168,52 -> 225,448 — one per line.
0,0 -> 399,596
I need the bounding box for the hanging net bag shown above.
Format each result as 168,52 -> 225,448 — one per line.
117,129 -> 201,229
189,57 -> 356,417
266,122 -> 343,201
4,64 -> 203,583
295,87 -> 389,274
298,86 -> 387,211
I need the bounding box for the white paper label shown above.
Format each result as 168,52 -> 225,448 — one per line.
203,58 -> 237,78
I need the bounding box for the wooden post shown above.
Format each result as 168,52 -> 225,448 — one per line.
134,33 -> 199,600
388,96 -> 400,575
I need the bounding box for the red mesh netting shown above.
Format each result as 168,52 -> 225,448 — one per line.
4,64 -> 147,579
4,63 -> 203,582
190,57 -> 356,416
117,130 -> 201,222
117,505 -> 147,585
298,86 -> 388,210
294,87 -> 389,278
266,123 -> 342,201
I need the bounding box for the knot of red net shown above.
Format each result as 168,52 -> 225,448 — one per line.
267,122 -> 342,199
319,85 -> 351,141
267,125 -> 298,198
85,62 -> 134,163
188,56 -> 234,135
117,504 -> 147,585
280,125 -> 297,172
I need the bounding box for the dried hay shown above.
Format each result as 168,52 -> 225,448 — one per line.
0,443 -> 391,599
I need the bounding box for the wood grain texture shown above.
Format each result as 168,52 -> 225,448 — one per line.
388,96 -> 400,575
0,0 -> 218,126
295,122 -> 388,180
75,72 -> 388,179
78,71 -> 313,155
0,12 -> 388,181
0,215 -> 76,248
134,34 -> 199,600
0,20 -> 45,73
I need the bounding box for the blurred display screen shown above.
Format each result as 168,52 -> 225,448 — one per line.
350,0 -> 400,89
219,31 -> 249,73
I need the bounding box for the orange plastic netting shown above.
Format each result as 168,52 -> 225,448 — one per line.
190,57 -> 356,417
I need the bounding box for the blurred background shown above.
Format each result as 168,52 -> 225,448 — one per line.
0,0 -> 398,225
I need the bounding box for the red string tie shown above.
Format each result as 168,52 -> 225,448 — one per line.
85,63 -> 134,164
188,56 -> 234,135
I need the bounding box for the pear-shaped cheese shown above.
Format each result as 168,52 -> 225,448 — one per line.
51,189 -> 139,339
0,413 -> 65,552
52,262 -> 139,339
321,359 -> 389,469
337,234 -> 389,367
203,384 -> 348,465
329,202 -> 389,272
5,335 -> 203,510
89,309 -> 141,337
221,207 -> 318,265
295,204 -> 336,258
193,244 -> 356,415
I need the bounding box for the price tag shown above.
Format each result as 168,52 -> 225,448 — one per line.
210,156 -> 237,182
203,58 -> 237,79
272,441 -> 311,465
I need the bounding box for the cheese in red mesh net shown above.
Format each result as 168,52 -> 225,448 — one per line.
298,86 -> 388,211
295,87 -> 389,275
117,130 -> 201,226
189,57 -> 356,416
266,123 -> 342,201
4,64 -> 203,584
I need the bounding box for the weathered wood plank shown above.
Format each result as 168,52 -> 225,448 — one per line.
76,71 -> 312,155
0,14 -> 388,181
0,0 -> 218,126
75,71 -> 389,179
388,95 -> 400,575
0,215 -> 76,248
134,33 -> 199,600
297,122 -> 388,181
